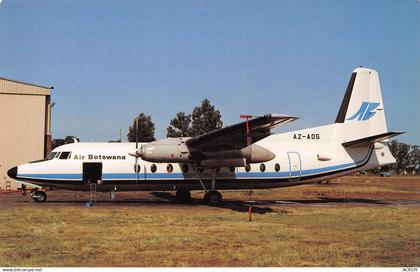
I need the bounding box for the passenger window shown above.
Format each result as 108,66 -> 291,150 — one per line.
245,164 -> 251,172
59,152 -> 71,159
150,164 -> 157,173
275,163 -> 280,172
46,152 -> 57,160
260,164 -> 266,172
167,164 -> 173,173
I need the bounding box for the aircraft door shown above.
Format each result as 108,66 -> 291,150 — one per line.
83,162 -> 103,184
287,152 -> 301,180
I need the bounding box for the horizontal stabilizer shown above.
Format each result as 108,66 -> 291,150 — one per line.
342,131 -> 405,147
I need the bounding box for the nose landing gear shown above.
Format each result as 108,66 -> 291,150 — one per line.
31,190 -> 47,202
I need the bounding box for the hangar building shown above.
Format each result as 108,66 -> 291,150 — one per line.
0,77 -> 53,190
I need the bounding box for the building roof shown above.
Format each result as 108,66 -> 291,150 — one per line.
0,77 -> 53,96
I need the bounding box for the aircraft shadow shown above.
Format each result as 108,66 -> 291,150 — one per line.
40,192 -> 277,214
150,192 -> 278,214
33,194 -> 388,212
318,196 -> 388,205
259,197 -> 389,205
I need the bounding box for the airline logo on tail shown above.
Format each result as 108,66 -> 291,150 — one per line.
347,101 -> 380,121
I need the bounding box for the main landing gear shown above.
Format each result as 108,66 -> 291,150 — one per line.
192,166 -> 223,205
174,167 -> 224,205
31,190 -> 47,202
175,189 -> 223,204
204,190 -> 222,205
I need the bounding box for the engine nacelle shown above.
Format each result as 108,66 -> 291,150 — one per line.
240,145 -> 276,163
203,145 -> 275,163
140,139 -> 191,163
129,138 -> 276,165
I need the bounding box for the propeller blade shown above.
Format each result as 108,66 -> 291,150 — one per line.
135,117 -> 139,149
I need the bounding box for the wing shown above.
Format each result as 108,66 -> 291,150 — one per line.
186,114 -> 298,152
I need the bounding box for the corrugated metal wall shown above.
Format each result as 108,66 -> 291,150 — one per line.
0,78 -> 51,190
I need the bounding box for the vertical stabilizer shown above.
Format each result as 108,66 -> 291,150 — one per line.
335,67 -> 388,137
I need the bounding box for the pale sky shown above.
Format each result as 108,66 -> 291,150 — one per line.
0,0 -> 418,144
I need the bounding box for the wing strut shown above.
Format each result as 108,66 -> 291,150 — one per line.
191,166 -> 208,193
191,166 -> 222,204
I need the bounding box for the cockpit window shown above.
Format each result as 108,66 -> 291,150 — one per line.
55,152 -> 61,159
59,152 -> 71,159
46,152 -> 57,160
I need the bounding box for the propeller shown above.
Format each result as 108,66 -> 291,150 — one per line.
135,117 -> 138,150
134,118 -> 140,176
128,118 -> 144,158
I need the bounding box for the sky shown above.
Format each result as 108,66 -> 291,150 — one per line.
0,0 -> 418,144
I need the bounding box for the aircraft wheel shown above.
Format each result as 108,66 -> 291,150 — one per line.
175,190 -> 191,202
204,190 -> 222,205
33,191 -> 47,202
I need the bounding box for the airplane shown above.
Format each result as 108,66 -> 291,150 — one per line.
7,67 -> 404,204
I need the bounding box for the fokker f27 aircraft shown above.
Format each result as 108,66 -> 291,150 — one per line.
8,67 -> 403,204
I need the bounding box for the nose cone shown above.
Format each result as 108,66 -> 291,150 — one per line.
7,166 -> 17,179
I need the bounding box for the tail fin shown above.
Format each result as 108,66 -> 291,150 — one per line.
335,67 -> 388,137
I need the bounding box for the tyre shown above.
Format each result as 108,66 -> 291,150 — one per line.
33,191 -> 47,202
204,190 -> 222,205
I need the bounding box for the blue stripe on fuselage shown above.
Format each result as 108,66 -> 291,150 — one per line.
17,160 -> 359,181
17,173 -> 82,180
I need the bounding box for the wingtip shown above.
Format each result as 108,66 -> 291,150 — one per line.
388,131 -> 406,136
239,113 -> 299,120
269,113 -> 299,119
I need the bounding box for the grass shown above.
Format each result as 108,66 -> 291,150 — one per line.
0,205 -> 419,266
216,176 -> 420,201
0,176 -> 419,267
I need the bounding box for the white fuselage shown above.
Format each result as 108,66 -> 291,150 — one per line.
13,123 -> 396,192
9,67 -> 400,195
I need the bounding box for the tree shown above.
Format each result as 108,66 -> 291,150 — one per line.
52,136 -> 80,149
52,138 -> 66,150
407,145 -> 420,175
167,112 -> 192,137
388,140 -> 411,174
127,113 -> 156,142
365,140 -> 419,175
166,99 -> 223,138
190,99 -> 223,136
387,140 -> 420,175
